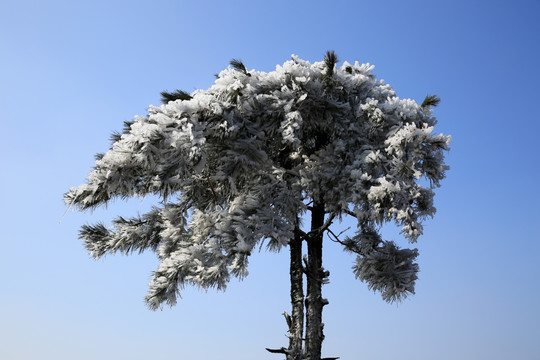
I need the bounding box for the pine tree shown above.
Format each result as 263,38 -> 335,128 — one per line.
65,52 -> 450,360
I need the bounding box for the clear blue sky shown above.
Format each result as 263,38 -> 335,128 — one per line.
1,1 -> 539,359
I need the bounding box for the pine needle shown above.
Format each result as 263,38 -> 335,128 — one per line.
160,89 -> 192,104
324,50 -> 339,78
122,120 -> 133,133
230,58 -> 251,76
421,94 -> 441,108
109,132 -> 122,143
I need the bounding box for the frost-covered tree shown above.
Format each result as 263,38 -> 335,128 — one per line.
65,52 -> 450,360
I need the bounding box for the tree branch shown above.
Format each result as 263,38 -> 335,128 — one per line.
342,208 -> 357,218
302,255 -> 329,284
327,228 -> 347,246
283,311 -> 292,330
295,228 -> 310,242
327,227 -> 362,254
265,347 -> 289,355
308,213 -> 336,239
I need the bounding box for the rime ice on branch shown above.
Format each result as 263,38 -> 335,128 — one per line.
65,53 -> 449,360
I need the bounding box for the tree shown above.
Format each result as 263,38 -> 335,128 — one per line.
64,52 -> 450,360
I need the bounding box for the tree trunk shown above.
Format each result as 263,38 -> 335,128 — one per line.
288,225 -> 305,360
305,201 -> 326,360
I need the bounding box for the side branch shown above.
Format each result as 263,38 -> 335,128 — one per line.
307,213 -> 336,240
342,208 -> 357,218
326,227 -> 351,245
327,227 -> 361,255
295,228 -> 313,243
265,347 -> 289,355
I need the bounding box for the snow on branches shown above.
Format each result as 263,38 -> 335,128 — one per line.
65,54 -> 450,308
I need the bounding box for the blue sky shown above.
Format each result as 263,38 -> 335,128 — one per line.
1,1 -> 539,359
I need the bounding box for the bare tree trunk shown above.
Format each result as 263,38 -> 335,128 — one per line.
305,201 -> 326,360
287,225 -> 304,360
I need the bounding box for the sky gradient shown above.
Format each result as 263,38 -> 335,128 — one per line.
1,1 -> 539,359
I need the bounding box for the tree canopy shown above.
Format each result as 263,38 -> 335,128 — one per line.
65,53 -> 450,313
